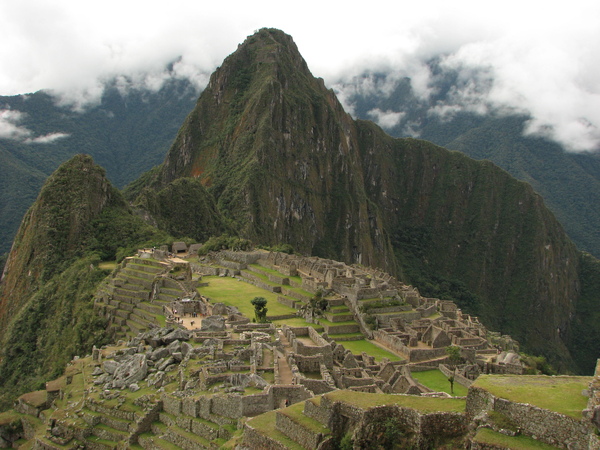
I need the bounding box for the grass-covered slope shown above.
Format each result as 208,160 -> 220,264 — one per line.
0,154 -> 170,410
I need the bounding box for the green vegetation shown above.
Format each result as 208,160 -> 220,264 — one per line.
196,234 -> 252,255
472,375 -> 591,419
411,370 -> 468,396
324,389 -> 466,413
473,428 -> 560,449
446,345 -> 462,366
251,296 -> 268,323
0,256 -> 111,410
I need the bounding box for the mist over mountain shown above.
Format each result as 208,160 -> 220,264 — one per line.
0,77 -> 198,255
333,66 -> 600,259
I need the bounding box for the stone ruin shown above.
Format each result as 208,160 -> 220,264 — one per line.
4,249 -> 600,449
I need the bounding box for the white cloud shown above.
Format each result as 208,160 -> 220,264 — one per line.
24,132 -> 70,144
367,109 -> 405,129
0,109 -> 69,143
0,0 -> 599,150
0,110 -> 31,139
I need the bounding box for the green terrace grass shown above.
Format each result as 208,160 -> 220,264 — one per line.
334,339 -> 402,362
473,428 -> 560,449
246,411 -> 305,450
324,390 -> 466,413
198,276 -> 297,318
411,369 -> 468,396
281,401 -> 330,434
472,375 -> 592,419
248,264 -> 290,278
98,261 -> 117,271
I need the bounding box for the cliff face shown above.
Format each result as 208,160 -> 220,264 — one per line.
138,28 -> 591,370
147,29 -> 394,270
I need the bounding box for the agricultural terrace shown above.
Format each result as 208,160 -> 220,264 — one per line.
472,375 -> 592,419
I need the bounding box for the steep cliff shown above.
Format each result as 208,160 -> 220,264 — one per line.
136,28 -> 596,371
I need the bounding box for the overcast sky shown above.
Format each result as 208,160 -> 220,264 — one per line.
1,0 -> 599,151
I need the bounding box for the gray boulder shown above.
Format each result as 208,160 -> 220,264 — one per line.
112,354 -> 148,389
162,328 -> 191,344
211,303 -> 228,315
102,360 -> 119,375
201,315 -> 225,331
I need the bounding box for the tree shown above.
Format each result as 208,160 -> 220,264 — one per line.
446,345 -> 462,366
251,296 -> 268,323
299,289 -> 329,321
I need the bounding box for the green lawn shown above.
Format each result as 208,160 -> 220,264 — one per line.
473,428 -> 559,449
334,339 -> 402,362
473,375 -> 592,419
411,369 -> 468,396
198,276 -> 297,318
324,390 -> 466,412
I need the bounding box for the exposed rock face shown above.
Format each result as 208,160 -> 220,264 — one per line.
112,354 -> 148,388
134,28 -> 597,371
201,315 -> 226,331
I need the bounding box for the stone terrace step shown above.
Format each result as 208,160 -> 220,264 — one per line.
320,320 -> 360,335
126,318 -> 148,334
244,411 -> 304,450
122,266 -> 161,281
138,302 -> 165,316
163,423 -> 215,449
276,403 -> 331,450
35,436 -> 84,449
138,431 -> 181,450
324,311 -> 354,323
85,435 -> 119,450
92,423 -> 128,443
159,287 -> 184,297
114,287 -> 149,301
247,264 -> 291,285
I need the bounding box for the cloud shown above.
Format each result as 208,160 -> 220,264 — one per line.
0,109 -> 69,144
367,109 -> 405,129
24,132 -> 70,144
0,110 -> 31,139
0,0 -> 599,151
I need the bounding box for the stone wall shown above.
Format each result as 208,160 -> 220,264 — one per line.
466,385 -> 596,449
493,397 -> 593,449
242,423 -> 289,450
276,411 -> 325,449
439,364 -> 473,388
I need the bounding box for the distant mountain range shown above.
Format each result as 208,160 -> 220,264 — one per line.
335,68 -> 600,260
0,78 -> 198,255
1,56 -> 598,266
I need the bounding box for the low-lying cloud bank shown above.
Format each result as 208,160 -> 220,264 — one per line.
1,0 -> 598,152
